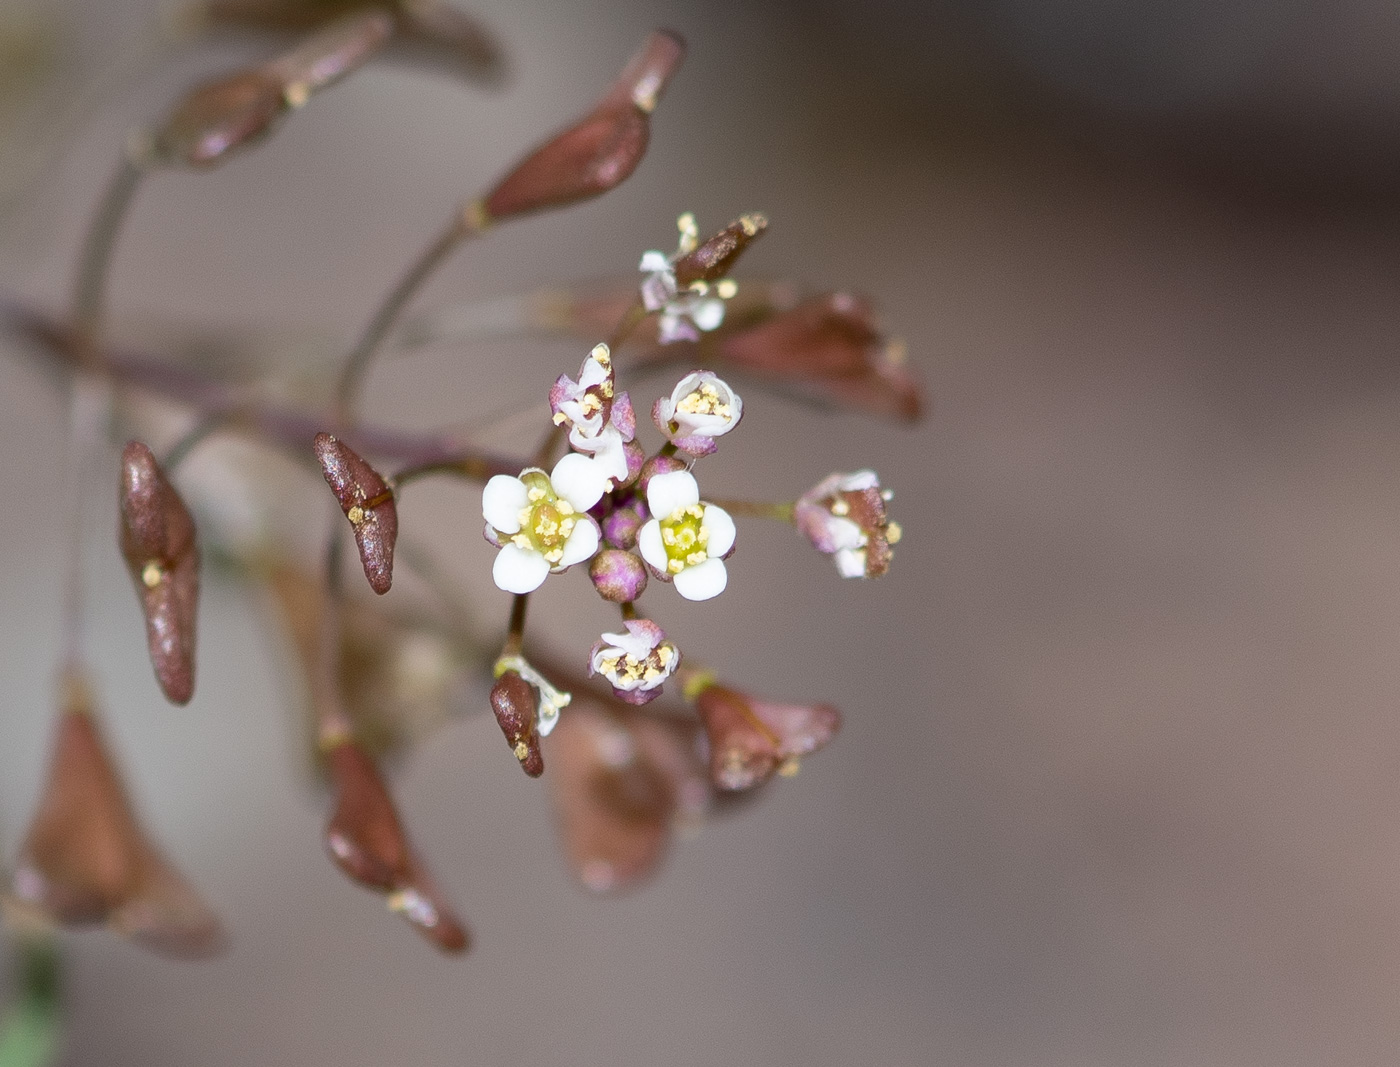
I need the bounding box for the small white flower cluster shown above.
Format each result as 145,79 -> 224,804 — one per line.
639,212 -> 737,345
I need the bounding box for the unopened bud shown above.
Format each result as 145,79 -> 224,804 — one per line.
314,433 -> 397,595
588,549 -> 648,603
118,441 -> 199,705
489,670 -> 544,777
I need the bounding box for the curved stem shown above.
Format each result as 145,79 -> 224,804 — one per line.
705,498 -> 795,522
391,449 -> 521,488
335,206 -> 480,421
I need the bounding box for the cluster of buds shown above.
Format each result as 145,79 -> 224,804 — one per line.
1,9 -> 924,966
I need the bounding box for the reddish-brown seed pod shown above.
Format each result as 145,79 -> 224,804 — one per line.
719,292 -> 924,422
152,10 -> 392,169
481,29 -> 685,221
490,671 -> 544,777
693,682 -> 842,791
313,432 -> 398,595
119,441 -> 200,706
324,738 -> 470,953
672,213 -> 768,289
8,675 -> 225,958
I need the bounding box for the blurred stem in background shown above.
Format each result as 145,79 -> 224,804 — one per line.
0,934 -> 62,1067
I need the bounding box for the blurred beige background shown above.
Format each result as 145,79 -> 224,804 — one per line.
4,0 -> 1400,1064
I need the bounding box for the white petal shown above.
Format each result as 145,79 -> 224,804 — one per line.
646,470 -> 699,520
834,547 -> 867,578
673,558 -> 727,601
637,520 -> 668,573
600,628 -> 652,660
639,250 -> 671,273
493,544 -> 550,593
673,410 -> 729,439
557,517 -> 599,568
839,470 -> 879,492
691,297 -> 725,331
701,505 -> 736,558
826,516 -> 868,552
482,475 -> 527,533
551,452 -> 608,511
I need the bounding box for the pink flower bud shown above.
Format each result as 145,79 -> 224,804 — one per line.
691,682 -> 841,791
118,441 -> 199,705
637,453 -> 686,496
9,675 -> 225,958
588,549 -> 648,603
481,30 -> 684,220
490,671 -> 544,777
325,739 -> 469,953
601,497 -> 646,549
719,291 -> 923,422
314,432 -> 398,595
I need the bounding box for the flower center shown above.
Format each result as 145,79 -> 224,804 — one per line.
598,642 -> 675,687
675,381 -> 730,420
658,504 -> 709,574
510,471 -> 578,565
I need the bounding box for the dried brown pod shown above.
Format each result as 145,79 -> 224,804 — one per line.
313,432 -> 397,595
692,682 -> 841,792
481,29 -> 685,221
547,699 -> 707,894
718,292 -> 923,423
152,10 -> 392,168
199,0 -> 504,84
672,213 -> 767,289
7,675 -> 225,958
324,738 -> 469,952
489,670 -> 544,777
119,441 -> 199,705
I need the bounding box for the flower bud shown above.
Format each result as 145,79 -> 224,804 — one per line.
8,674 -> 225,958
718,291 -> 923,422
601,497 -> 645,549
118,441 -> 200,705
671,213 -> 767,290
481,30 -> 684,220
490,670 -> 544,777
324,738 -> 469,953
637,453 -> 686,495
314,432 -> 398,595
588,549 -> 648,603
690,681 -> 841,791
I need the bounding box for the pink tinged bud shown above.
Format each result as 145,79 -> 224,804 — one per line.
718,292 -> 924,423
151,11 -> 392,169
671,213 -> 767,289
313,433 -> 397,595
9,677 -> 225,958
601,499 -> 644,549
637,453 -> 686,496
589,549 -> 648,603
480,30 -> 684,220
119,441 -> 199,706
490,671 -> 544,777
324,739 -> 469,953
693,683 -> 841,791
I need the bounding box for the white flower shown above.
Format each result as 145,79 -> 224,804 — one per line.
793,470 -> 901,579
482,454 -> 606,594
549,343 -> 636,487
588,619 -> 679,704
636,470 -> 735,601
651,370 -> 743,456
639,212 -> 735,345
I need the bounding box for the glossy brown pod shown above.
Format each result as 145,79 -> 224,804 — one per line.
324,739 -> 469,952
119,441 -> 199,705
314,432 -> 397,595
8,677 -> 225,958
719,291 -> 924,423
489,671 -> 544,777
693,683 -> 841,792
482,29 -> 685,220
672,213 -> 768,289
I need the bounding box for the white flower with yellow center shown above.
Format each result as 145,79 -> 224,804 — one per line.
652,370 -> 743,456
639,212 -> 735,345
588,619 -> 680,704
549,343 -> 636,487
636,470 -> 736,601
482,454 -> 607,594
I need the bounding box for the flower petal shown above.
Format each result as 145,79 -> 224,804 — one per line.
701,505 -> 735,558
834,547 -> 867,578
646,470 -> 699,520
639,250 -> 671,273
637,519 -> 668,574
551,452 -> 609,511
493,544 -> 550,593
482,475 -> 528,533
557,517 -> 600,569
673,557 -> 726,601
691,297 -> 725,331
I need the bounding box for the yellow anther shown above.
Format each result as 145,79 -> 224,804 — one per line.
512,533 -> 531,549
599,380 -> 614,398
830,499 -> 849,516
346,505 -> 365,525
667,559 -> 684,574
527,486 -> 546,502
552,412 -> 568,426
739,213 -> 765,236
544,548 -> 564,563
716,279 -> 738,299
283,82 -> 310,109
591,344 -> 611,366
685,550 -> 706,566
662,528 -> 677,545
513,741 -> 529,761
886,522 -> 903,544
141,561 -> 163,588
777,758 -> 801,778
